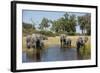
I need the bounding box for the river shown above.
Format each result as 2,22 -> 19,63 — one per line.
22,45 -> 85,63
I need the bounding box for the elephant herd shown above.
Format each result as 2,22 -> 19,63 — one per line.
26,34 -> 88,54
60,34 -> 88,54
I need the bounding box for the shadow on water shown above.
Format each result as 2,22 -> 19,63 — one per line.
22,45 -> 90,63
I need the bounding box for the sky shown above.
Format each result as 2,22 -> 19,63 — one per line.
22,10 -> 89,33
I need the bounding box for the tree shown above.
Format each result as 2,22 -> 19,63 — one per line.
78,16 -> 86,34
78,13 -> 91,35
85,14 -> 91,35
31,18 -> 36,29
23,22 -> 35,29
51,13 -> 76,35
68,14 -> 76,32
51,20 -> 60,32
64,12 -> 69,20
39,17 -> 49,30
22,22 -> 35,36
63,13 -> 76,33
58,17 -> 66,32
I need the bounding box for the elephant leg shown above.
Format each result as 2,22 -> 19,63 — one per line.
61,42 -> 62,48
27,42 -> 31,49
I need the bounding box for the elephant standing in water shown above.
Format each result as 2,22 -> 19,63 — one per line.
26,34 -> 31,49
26,34 -> 45,61
76,37 -> 88,59
26,34 -> 44,49
31,34 -> 44,49
60,34 -> 66,48
66,38 -> 71,48
60,34 -> 71,48
76,37 -> 84,54
31,34 -> 37,49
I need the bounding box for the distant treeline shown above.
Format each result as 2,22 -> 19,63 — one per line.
23,12 -> 91,36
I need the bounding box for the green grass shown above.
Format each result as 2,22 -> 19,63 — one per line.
79,42 -> 91,59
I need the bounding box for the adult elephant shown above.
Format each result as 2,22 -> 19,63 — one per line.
76,37 -> 84,53
76,37 -> 88,53
31,34 -> 37,49
26,34 -> 31,49
31,34 -> 44,49
66,38 -> 71,48
76,37 -> 89,59
60,34 -> 66,48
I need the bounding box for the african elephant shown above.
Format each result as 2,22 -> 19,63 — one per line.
60,34 -> 66,48
26,35 -> 31,49
31,34 -> 44,49
31,34 -> 37,49
66,38 -> 71,48
76,37 -> 89,56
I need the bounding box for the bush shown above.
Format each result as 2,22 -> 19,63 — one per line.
22,28 -> 36,36
38,30 -> 56,37
67,31 -> 76,35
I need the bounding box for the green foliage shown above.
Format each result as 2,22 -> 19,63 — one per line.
78,13 -> 91,35
23,22 -> 35,29
51,13 -> 76,34
38,30 -> 56,37
22,22 -> 36,36
64,12 -> 69,20
22,28 -> 36,36
68,31 -> 76,35
39,17 -> 49,30
51,20 -> 61,32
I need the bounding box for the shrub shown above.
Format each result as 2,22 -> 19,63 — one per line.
38,30 -> 56,37
67,31 -> 76,35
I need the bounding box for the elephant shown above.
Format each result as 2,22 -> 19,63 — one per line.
60,34 -> 72,48
31,34 -> 37,49
26,34 -> 31,49
66,38 -> 71,48
76,37 -> 88,51
60,34 -> 66,48
76,37 -> 89,59
26,33 -> 45,49
76,37 -> 84,50
31,34 -> 44,49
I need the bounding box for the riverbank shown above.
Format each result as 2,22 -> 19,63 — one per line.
22,36 -> 91,53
